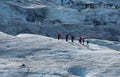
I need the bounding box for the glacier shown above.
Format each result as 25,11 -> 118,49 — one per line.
0,0 -> 120,41
0,0 -> 120,77
0,32 -> 120,77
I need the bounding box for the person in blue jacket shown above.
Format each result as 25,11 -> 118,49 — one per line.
82,38 -> 85,45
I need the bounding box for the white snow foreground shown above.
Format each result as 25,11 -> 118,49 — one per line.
0,32 -> 120,77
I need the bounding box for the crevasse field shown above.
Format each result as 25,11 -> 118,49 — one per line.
0,32 -> 120,77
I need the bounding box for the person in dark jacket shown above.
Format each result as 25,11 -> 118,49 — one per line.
57,33 -> 61,40
71,35 -> 75,42
79,35 -> 82,44
86,40 -> 89,46
66,34 -> 69,41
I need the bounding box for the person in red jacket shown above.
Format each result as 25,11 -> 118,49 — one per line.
71,35 -> 75,42
79,36 -> 82,44
57,33 -> 61,40
66,34 -> 69,41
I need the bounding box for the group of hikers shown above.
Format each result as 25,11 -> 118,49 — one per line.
57,33 -> 90,46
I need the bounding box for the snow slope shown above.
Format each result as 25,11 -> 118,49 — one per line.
0,32 -> 120,77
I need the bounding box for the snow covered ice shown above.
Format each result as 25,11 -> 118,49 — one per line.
0,0 -> 120,77
0,32 -> 120,77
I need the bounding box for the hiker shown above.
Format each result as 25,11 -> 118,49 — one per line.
71,35 -> 75,42
79,35 -> 82,44
57,33 -> 61,40
86,40 -> 89,46
82,38 -> 85,45
66,34 -> 69,41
